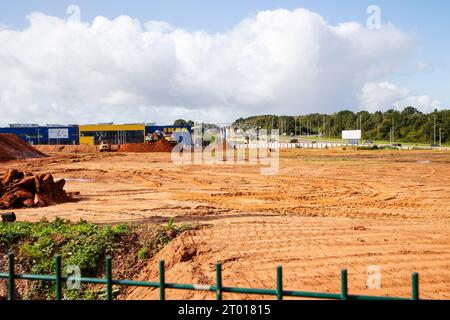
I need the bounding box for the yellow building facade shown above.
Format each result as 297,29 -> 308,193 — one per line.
79,124 -> 146,145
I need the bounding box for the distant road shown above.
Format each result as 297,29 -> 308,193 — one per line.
233,139 -> 450,151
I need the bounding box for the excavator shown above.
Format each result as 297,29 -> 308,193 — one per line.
146,131 -> 166,143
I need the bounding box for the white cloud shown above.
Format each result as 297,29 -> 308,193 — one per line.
359,81 -> 442,112
0,8 -> 430,125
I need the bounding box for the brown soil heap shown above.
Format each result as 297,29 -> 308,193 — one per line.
0,169 -> 73,209
118,140 -> 175,153
0,134 -> 47,162
35,145 -> 99,154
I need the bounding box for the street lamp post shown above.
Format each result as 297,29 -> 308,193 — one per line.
391,118 -> 395,146
434,115 -> 437,145
294,117 -> 296,137
360,115 -> 362,138
323,115 -> 325,138
329,120 -> 331,140
299,117 -> 302,137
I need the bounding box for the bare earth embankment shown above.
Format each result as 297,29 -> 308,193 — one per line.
0,134 -> 46,161
1,148 -> 449,299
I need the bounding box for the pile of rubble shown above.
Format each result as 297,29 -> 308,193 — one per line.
0,169 -> 73,209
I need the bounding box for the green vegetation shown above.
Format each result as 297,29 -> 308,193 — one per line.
232,107 -> 450,145
138,218 -> 192,260
174,119 -> 195,127
159,218 -> 191,248
173,119 -> 220,131
0,218 -> 192,300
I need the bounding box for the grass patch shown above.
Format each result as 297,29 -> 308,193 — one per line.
137,218 -> 192,261
0,217 -> 193,300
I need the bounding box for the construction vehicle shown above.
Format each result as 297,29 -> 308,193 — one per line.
145,131 -> 166,143
154,131 -> 166,142
99,140 -> 112,152
144,131 -> 179,149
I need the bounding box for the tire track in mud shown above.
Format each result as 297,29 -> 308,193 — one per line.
7,150 -> 450,299
127,216 -> 450,300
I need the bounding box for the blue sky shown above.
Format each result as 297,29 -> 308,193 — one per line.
0,1 -> 448,124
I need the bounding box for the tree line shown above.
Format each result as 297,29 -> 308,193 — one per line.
173,107 -> 449,144
231,107 -> 449,144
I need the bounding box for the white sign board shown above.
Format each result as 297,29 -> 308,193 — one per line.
342,130 -> 361,140
48,128 -> 69,139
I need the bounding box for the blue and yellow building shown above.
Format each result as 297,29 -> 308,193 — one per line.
0,123 -> 192,146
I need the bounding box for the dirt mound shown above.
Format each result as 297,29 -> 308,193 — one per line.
125,231 -> 205,300
0,148 -> 14,162
0,169 -> 75,209
0,134 -> 47,162
119,140 -> 175,153
35,145 -> 100,153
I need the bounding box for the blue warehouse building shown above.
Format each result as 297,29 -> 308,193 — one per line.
0,124 -> 80,145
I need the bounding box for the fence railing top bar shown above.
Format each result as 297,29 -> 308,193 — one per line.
347,295 -> 410,301
221,287 -> 277,296
1,252 -> 421,301
113,279 -> 160,288
283,290 -> 342,300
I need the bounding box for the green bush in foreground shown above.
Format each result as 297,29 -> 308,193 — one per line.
0,218 -> 190,300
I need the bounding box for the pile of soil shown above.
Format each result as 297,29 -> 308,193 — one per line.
119,140 -> 175,153
0,169 -> 74,209
35,145 -> 100,154
0,134 -> 47,162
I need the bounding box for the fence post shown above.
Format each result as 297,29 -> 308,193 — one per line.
276,266 -> 283,300
8,252 -> 15,300
341,269 -> 348,300
412,273 -> 419,300
55,255 -> 62,300
216,262 -> 222,300
106,256 -> 112,301
159,260 -> 165,300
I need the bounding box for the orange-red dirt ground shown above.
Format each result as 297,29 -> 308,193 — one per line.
1,148 -> 449,299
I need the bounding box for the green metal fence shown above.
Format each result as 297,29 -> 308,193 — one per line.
0,252 -> 420,301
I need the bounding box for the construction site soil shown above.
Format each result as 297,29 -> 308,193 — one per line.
35,145 -> 99,154
0,134 -> 47,162
0,148 -> 449,299
118,140 -> 175,153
